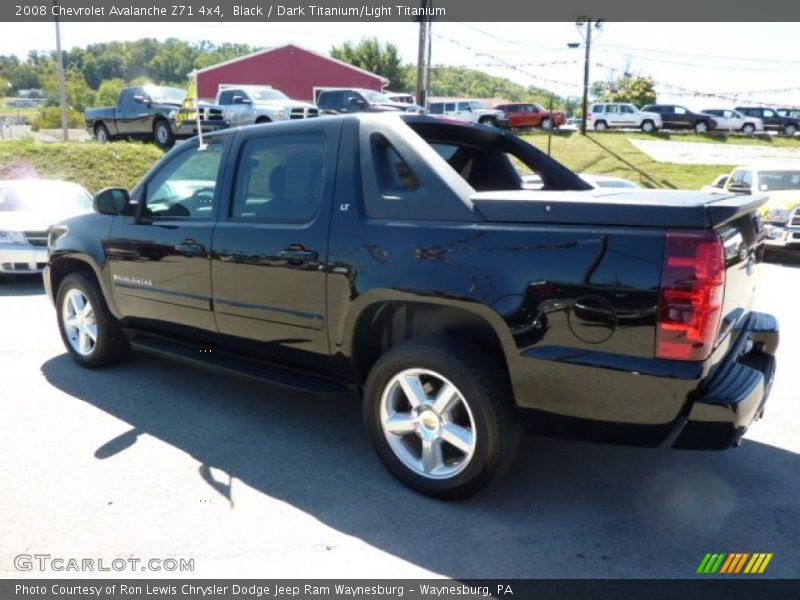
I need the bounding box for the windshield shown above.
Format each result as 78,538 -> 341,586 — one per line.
362,90 -> 391,103
759,170 -> 800,190
247,88 -> 289,101
0,182 -> 92,213
146,86 -> 186,104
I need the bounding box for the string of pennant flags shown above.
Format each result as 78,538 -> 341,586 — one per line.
433,33 -> 800,108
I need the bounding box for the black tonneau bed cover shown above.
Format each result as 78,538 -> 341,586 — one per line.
472,190 -> 767,228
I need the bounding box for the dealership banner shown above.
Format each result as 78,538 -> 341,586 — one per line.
5,0 -> 800,22
3,580 -> 800,600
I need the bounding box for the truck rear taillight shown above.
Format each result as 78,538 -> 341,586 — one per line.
656,230 -> 725,361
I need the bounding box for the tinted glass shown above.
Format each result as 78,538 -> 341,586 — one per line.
232,133 -> 327,222
144,144 -> 223,220
428,103 -> 444,115
372,135 -> 419,191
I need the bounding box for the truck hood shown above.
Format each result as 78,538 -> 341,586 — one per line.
378,101 -> 425,113
757,189 -> 800,211
0,208 -> 89,231
471,189 -> 767,228
252,99 -> 316,110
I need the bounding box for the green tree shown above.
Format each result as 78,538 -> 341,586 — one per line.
95,78 -> 126,106
31,106 -> 84,130
592,74 -> 656,108
330,38 -> 407,90
42,68 -> 95,112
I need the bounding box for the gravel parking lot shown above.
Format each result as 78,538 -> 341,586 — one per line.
1,259 -> 798,579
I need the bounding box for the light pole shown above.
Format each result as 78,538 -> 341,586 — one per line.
569,17 -> 603,136
53,0 -> 68,141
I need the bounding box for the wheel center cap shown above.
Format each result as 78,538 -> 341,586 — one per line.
418,410 -> 440,433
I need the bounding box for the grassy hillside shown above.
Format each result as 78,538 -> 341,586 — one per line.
0,139 -> 164,192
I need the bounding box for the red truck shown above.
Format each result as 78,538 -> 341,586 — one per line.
494,102 -> 567,130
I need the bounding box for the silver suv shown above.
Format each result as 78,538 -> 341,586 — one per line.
588,103 -> 662,132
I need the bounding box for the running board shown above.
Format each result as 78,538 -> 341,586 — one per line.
129,333 -> 348,397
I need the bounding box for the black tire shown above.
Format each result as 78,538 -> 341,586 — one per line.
479,117 -> 498,128
694,120 -> 709,134
363,335 -> 521,500
784,123 -> 798,136
153,119 -> 174,147
741,123 -> 756,135
94,123 -> 111,144
593,120 -> 608,131
55,272 -> 130,368
540,117 -> 554,130
640,119 -> 656,133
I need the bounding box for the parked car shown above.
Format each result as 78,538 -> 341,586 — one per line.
493,102 -> 566,130
702,173 -> 730,193
85,85 -> 228,147
45,114 -> 777,499
721,164 -> 800,249
735,107 -> 799,136
428,99 -> 508,128
0,179 -> 92,276
579,174 -> 640,189
384,92 -> 415,104
316,88 -> 424,115
641,104 -> 718,133
587,103 -> 662,132
701,109 -> 763,134
215,85 -> 318,127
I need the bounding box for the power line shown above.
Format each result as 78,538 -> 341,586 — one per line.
593,42 -> 800,65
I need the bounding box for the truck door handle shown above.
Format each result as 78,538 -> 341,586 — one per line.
174,239 -> 206,256
279,248 -> 318,262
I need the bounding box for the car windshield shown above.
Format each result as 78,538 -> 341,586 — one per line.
247,88 -> 289,101
362,90 -> 391,103
0,182 -> 92,213
145,86 -> 186,104
759,170 -> 800,190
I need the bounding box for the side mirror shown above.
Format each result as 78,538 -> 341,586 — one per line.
93,188 -> 130,216
132,95 -> 144,104
728,184 -> 751,195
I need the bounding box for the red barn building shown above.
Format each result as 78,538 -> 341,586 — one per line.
195,44 -> 388,103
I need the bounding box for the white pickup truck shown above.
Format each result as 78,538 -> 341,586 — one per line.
215,85 -> 319,127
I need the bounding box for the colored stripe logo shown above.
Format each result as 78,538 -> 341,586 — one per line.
697,553 -> 773,574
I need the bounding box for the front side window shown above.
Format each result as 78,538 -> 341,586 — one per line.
232,133 -> 327,222
144,144 -> 223,220
429,103 -> 443,115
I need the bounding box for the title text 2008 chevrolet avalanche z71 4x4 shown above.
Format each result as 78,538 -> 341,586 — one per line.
44,114 -> 778,499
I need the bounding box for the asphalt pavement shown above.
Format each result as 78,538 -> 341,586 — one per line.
1,258 -> 798,579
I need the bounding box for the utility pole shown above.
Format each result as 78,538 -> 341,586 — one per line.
580,20 -> 591,135
415,0 -> 432,108
53,0 -> 68,142
571,17 -> 602,136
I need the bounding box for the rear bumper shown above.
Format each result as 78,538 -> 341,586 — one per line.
672,312 -> 779,450
0,245 -> 47,273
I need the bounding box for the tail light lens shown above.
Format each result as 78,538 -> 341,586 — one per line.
656,230 -> 725,361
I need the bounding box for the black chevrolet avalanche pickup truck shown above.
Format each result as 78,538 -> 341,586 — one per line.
44,114 -> 779,499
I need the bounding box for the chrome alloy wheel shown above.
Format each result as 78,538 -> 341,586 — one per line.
62,289 -> 97,356
380,368 -> 477,479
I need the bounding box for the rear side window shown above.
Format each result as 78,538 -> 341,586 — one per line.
232,133 -> 327,223
592,105 -> 604,113
372,134 -> 419,191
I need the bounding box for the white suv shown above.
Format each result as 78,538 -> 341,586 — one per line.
428,99 -> 508,128
588,103 -> 662,132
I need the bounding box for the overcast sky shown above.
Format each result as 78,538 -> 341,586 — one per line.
1,21 -> 799,108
